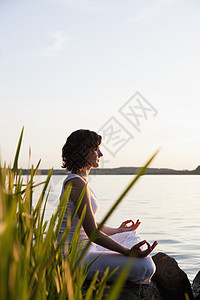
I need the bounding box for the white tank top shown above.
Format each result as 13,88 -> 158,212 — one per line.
59,173 -> 99,243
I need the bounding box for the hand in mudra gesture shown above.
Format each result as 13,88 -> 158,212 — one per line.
129,240 -> 158,258
119,219 -> 141,232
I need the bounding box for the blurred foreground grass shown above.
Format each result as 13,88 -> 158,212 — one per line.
0,128 -> 157,300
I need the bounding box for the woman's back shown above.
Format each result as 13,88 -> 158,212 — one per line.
58,173 -> 99,245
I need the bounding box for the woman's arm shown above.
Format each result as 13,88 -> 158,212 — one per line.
97,219 -> 141,236
69,178 -> 157,257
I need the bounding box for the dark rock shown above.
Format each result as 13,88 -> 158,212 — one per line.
192,271 -> 200,299
83,279 -> 163,300
152,252 -> 194,300
118,281 -> 163,300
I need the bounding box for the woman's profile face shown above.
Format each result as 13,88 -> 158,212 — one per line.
87,145 -> 103,168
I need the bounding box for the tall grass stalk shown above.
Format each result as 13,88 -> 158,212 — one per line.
0,129 -> 158,300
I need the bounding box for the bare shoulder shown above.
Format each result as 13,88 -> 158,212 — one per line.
64,177 -> 89,205
64,177 -> 88,197
65,177 -> 87,189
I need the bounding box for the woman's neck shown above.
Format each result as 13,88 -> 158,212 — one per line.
74,167 -> 91,181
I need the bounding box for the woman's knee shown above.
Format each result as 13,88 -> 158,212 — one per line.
129,256 -> 156,282
145,256 -> 156,277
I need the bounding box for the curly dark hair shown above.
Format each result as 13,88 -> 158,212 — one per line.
62,129 -> 102,172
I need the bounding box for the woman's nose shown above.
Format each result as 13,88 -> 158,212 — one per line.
98,150 -> 103,157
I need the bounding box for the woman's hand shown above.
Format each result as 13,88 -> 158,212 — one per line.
128,240 -> 158,258
118,219 -> 141,233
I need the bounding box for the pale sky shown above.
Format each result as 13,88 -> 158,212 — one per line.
0,0 -> 200,171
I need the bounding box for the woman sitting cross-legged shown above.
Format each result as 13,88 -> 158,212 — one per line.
57,129 -> 158,284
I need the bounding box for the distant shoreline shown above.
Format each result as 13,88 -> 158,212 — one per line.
20,165 -> 200,175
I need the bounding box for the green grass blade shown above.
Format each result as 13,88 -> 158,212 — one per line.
94,267 -> 110,300
40,189 -> 49,231
33,159 -> 41,176
55,183 -> 72,238
84,270 -> 99,300
68,205 -> 87,270
105,259 -> 133,300
12,126 -> 24,173
71,183 -> 87,221
33,168 -> 53,217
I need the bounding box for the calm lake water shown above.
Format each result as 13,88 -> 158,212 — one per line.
33,174 -> 200,282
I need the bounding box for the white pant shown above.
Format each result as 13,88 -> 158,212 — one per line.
83,231 -> 156,284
